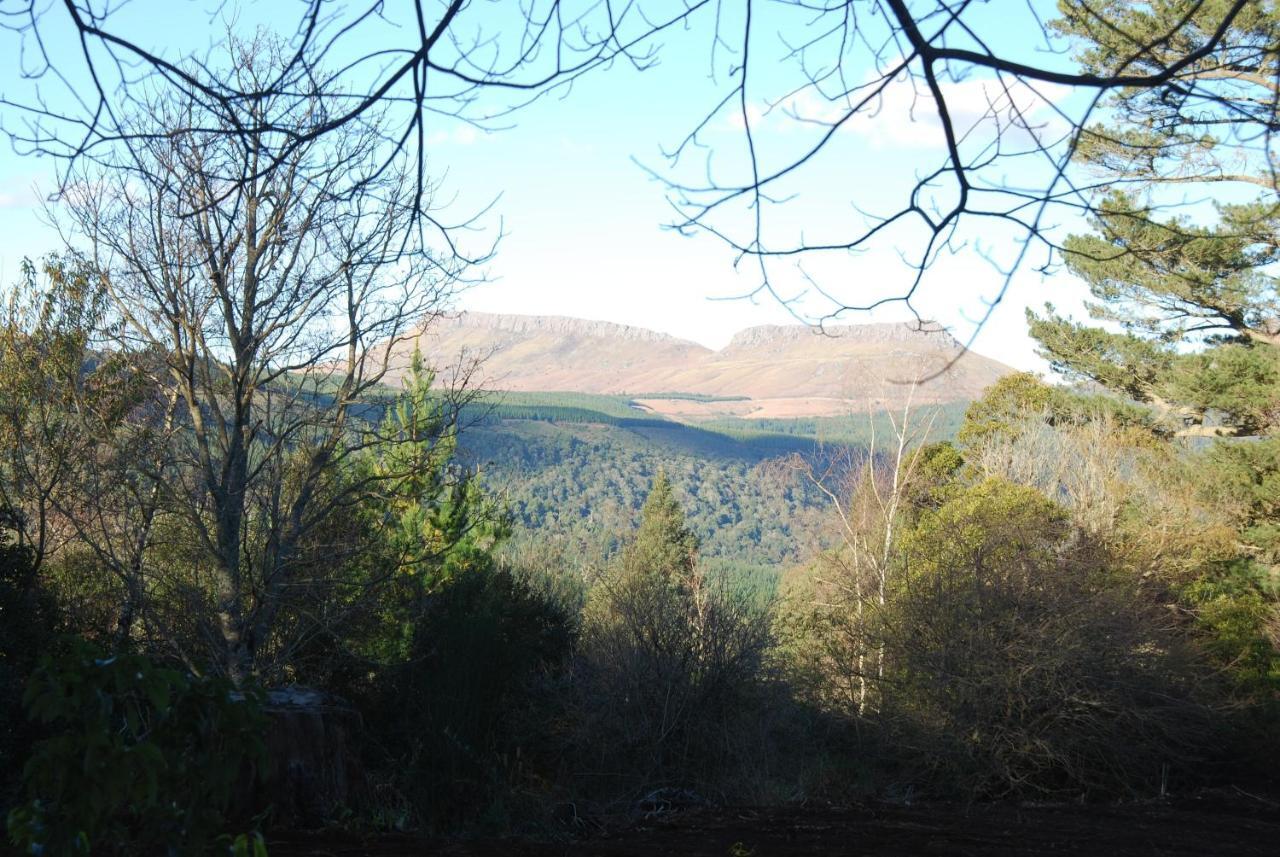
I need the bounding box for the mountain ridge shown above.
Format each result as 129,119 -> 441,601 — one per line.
395,311 -> 1011,418
431,311 -> 702,347
720,320 -> 963,353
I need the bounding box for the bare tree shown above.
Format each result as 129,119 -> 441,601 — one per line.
1,1 -> 708,241
785,381 -> 936,714
53,38 -> 468,680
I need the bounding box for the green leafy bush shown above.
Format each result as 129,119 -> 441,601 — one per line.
1,520 -> 58,808
359,564 -> 575,830
6,640 -> 267,855
883,480 -> 1222,797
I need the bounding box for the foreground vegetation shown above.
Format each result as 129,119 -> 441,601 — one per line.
5,359 -> 1279,850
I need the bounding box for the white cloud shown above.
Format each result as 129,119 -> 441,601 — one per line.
426,125 -> 482,147
0,184 -> 41,211
755,71 -> 1071,152
723,101 -> 767,132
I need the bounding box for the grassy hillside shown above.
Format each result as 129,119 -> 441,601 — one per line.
695,402 -> 969,447
462,390 -> 968,450
466,390 -> 646,421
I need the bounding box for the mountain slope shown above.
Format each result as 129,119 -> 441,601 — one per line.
391,312 -> 1013,418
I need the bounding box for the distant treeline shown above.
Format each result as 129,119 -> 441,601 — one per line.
629,392 -> 752,402
454,390 -> 968,451
698,403 -> 969,447
466,403 -> 669,429
475,391 -> 643,419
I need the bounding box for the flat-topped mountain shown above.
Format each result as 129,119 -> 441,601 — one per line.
392,312 -> 1012,418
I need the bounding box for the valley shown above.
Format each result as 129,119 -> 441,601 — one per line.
455,391 -> 970,582
408,313 -> 994,580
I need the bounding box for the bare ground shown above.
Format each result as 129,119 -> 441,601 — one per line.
268,791 -> 1280,856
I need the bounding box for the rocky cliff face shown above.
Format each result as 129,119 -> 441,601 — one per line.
389,311 -> 1012,417
431,312 -> 699,346
722,321 -> 962,353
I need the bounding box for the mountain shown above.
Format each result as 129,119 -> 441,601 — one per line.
390,312 -> 1014,419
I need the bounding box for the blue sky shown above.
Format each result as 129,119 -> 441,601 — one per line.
0,1 -> 1106,370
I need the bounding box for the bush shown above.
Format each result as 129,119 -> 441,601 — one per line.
6,640 -> 267,855
880,479 -> 1224,797
359,564 -> 575,830
571,564 -> 775,799
0,520 -> 57,809
567,475 -> 776,800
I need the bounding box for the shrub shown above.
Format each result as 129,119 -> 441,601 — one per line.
572,565 -> 775,797
0,519 -> 57,809
568,474 -> 776,799
359,564 -> 575,830
880,479 -> 1224,797
6,640 -> 267,855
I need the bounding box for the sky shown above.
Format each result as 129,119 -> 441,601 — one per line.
0,1 -> 1105,371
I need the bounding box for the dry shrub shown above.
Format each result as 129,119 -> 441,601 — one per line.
966,414 -> 1240,580
878,479 -> 1226,797
567,562 -> 777,801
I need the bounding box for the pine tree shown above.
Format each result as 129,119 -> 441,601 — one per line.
1028,1 -> 1280,436
1019,3 -> 1280,692
621,470 -> 699,584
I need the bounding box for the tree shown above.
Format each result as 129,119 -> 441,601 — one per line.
2,2 -> 708,255
0,255 -> 178,645
0,257 -> 109,572
783,388 -> 938,714
620,470 -> 699,584
1056,0 -> 1279,195
1016,5 -> 1280,672
1028,2 -> 1280,436
958,376 -> 1280,698
956,371 -> 1162,447
1027,204 -> 1280,435
882,477 -> 1219,797
53,38 -> 469,681
575,472 -> 771,789
656,0 -> 1266,333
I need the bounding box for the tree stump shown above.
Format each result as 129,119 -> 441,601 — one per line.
259,687 -> 363,828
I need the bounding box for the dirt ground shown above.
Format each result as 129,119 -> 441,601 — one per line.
268,791 -> 1280,856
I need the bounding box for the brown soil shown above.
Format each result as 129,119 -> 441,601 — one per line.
268,792 -> 1280,856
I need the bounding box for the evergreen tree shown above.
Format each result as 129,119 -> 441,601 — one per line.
576,468 -> 771,789
620,470 -> 699,584
1029,1 -> 1280,436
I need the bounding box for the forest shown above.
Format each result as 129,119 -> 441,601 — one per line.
2,1 -> 1280,855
